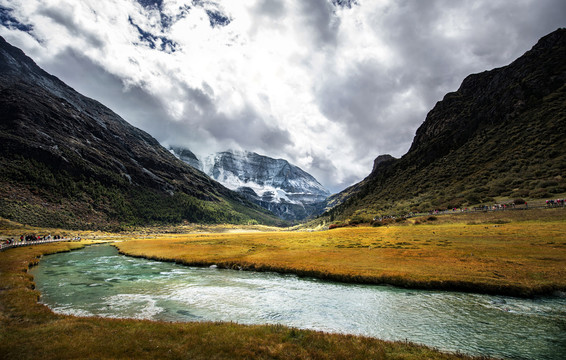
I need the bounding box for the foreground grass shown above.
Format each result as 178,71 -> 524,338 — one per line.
116,208 -> 566,297
0,242 -> 484,359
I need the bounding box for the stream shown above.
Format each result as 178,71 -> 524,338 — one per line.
30,245 -> 566,359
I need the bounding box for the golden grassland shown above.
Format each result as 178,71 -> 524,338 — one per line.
116,208 -> 566,297
0,242 -> 482,360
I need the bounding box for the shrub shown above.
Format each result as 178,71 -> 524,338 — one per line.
466,193 -> 481,204
549,186 -> 566,194
538,180 -> 559,188
511,189 -> 530,198
530,188 -> 549,198
329,222 -> 346,230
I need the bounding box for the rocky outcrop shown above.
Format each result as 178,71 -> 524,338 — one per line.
371,154 -> 396,173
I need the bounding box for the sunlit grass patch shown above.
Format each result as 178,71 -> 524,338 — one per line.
116,210 -> 566,297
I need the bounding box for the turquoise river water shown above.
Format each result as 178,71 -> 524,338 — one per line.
30,245 -> 566,359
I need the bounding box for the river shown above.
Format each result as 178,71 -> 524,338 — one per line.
30,245 -> 566,359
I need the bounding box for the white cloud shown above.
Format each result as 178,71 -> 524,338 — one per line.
1,0 -> 565,193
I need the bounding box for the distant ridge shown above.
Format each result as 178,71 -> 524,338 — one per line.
0,36 -> 282,229
325,29 -> 566,220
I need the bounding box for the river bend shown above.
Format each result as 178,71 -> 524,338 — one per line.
31,245 -> 566,360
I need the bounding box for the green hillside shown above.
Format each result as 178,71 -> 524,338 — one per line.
0,36 -> 283,230
325,29 -> 566,222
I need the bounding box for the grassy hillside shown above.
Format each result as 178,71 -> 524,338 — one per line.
324,29 -> 566,222
0,36 -> 283,229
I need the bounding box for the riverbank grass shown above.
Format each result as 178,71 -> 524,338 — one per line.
0,243 -> 482,359
116,208 -> 566,297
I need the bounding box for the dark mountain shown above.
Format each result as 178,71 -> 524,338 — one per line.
0,36 -> 281,229
326,29 -> 566,221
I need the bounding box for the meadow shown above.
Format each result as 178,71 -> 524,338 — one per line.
1,208 -> 565,359
0,241 -> 483,360
116,208 -> 566,297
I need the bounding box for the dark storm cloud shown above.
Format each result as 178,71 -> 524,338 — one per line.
315,0 -> 566,166
303,151 -> 342,193
195,105 -> 293,151
316,58 -> 423,158
42,48 -> 174,141
38,6 -> 105,48
43,47 -> 292,154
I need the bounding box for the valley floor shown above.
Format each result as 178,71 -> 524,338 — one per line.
1,208 -> 565,359
1,241 -> 484,360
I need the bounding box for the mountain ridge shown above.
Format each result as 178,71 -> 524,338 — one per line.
324,28 -> 566,221
0,36 -> 282,229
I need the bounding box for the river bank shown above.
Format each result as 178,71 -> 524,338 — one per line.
0,242 -> 483,360
115,208 -> 566,298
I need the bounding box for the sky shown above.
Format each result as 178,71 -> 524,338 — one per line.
1,0 -> 565,193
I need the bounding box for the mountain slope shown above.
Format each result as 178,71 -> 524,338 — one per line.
326,29 -> 566,221
0,36 -> 281,229
173,149 -> 330,221
169,146 -> 202,171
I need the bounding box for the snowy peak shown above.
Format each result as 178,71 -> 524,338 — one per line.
171,148 -> 330,221
203,150 -> 329,198
169,146 -> 202,170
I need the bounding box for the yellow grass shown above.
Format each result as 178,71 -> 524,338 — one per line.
0,242 -> 482,359
1,209 -> 564,359
116,209 -> 566,297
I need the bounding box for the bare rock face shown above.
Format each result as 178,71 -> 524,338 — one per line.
407,28 -> 566,166
372,155 -> 396,173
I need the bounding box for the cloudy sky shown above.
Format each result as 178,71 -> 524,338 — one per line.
1,0 -> 565,193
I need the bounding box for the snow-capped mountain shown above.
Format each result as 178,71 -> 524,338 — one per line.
171,149 -> 331,221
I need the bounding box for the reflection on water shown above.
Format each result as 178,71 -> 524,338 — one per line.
31,245 -> 566,360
